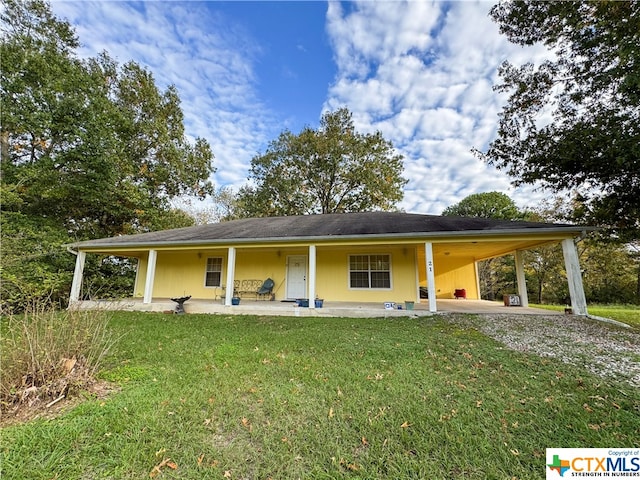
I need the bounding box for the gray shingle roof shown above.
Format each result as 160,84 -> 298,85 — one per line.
70,212 -> 588,249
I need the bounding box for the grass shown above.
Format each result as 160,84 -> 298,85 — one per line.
1,307 -> 116,408
1,312 -> 639,479
531,304 -> 640,328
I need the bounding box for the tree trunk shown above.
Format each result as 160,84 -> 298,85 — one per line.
0,130 -> 9,162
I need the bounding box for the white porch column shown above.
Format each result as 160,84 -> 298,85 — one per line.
69,250 -> 86,303
425,242 -> 437,312
224,247 -> 236,306
414,248 -> 421,302
143,249 -> 157,304
514,250 -> 529,308
308,244 -> 317,309
561,238 -> 588,316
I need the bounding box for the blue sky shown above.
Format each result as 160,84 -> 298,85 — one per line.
52,1 -> 551,216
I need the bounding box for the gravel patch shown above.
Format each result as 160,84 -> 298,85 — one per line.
447,314 -> 640,388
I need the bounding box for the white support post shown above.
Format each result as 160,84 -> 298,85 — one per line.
414,248 -> 421,302
514,250 -> 529,307
561,238 -> 588,316
69,250 -> 86,303
474,261 -> 481,301
308,245 -> 316,309
224,247 -> 236,306
143,249 -> 157,304
133,258 -> 141,296
425,242 -> 437,312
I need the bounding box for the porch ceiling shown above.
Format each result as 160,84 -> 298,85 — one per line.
429,238 -> 560,261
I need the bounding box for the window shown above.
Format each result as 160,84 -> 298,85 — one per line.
349,254 -> 391,289
205,257 -> 223,287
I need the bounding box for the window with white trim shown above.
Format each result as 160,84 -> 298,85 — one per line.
349,254 -> 391,289
205,257 -> 223,287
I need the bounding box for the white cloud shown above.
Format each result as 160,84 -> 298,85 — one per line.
51,1 -> 275,194
49,0 -> 558,218
325,0 -> 552,214
326,1 -> 438,79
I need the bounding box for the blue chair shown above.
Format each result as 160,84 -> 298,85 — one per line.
257,278 -> 275,300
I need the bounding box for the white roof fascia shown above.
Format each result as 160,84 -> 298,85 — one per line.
71,227 -> 591,251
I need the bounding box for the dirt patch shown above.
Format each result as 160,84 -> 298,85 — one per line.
0,379 -> 119,427
1,357 -> 121,429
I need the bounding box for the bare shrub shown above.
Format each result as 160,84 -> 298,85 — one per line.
0,304 -> 117,414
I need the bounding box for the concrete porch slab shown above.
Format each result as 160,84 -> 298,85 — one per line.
70,298 -> 561,318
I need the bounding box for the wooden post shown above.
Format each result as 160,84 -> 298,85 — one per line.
308,245 -> 316,309
474,261 -> 481,301
561,238 -> 588,316
425,242 -> 437,312
143,249 -> 157,304
69,250 -> 86,303
514,250 -> 529,307
414,247 -> 421,302
225,247 -> 236,306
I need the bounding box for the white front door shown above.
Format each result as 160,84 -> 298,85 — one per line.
286,255 -> 307,299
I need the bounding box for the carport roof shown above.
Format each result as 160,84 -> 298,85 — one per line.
69,212 -> 590,249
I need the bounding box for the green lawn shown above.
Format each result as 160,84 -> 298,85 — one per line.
2,313 -> 638,479
532,304 -> 640,328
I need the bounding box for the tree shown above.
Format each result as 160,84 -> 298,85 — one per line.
529,196 -> 640,305
0,203 -> 73,311
178,187 -> 240,224
443,192 -> 640,305
441,191 -> 526,220
442,192 -> 528,300
477,1 -> 640,242
1,0 -> 214,239
0,0 -> 215,310
236,108 -> 407,217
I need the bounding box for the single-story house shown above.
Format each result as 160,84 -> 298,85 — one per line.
66,212 -> 590,315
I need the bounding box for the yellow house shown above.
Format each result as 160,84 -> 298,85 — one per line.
67,212 -> 590,314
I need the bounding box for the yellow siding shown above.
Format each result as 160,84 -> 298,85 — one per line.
233,250 -> 288,290
433,256 -> 478,299
135,244 -> 477,302
154,251 -> 210,298
139,250 -> 228,299
315,246 -> 418,302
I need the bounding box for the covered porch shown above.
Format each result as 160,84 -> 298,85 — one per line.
69,237 -> 588,316
67,213 -> 592,317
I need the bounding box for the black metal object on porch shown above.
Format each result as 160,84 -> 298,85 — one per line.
170,295 -> 191,314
